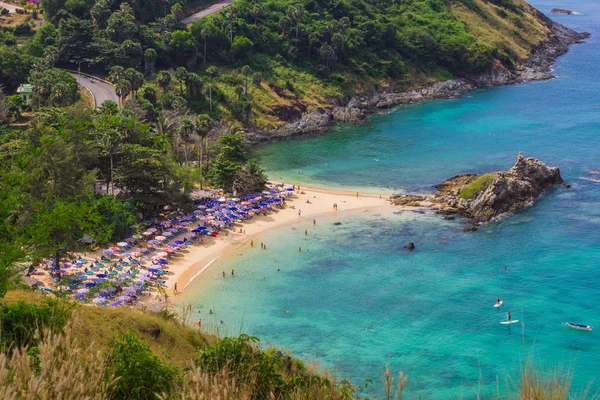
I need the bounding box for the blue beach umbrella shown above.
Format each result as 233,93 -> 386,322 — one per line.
124,289 -> 136,295
73,293 -> 85,299
97,273 -> 107,278
157,260 -> 168,265
174,240 -> 184,245
111,301 -> 123,307
99,292 -> 110,298
85,282 -> 96,287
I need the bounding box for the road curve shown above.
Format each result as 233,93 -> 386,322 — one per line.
0,1 -> 18,12
68,72 -> 119,108
181,0 -> 233,24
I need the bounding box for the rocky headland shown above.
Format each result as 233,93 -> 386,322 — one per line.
246,18 -> 589,144
390,156 -> 566,226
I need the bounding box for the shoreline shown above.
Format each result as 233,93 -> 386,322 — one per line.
147,187 -> 398,311
245,20 -> 589,145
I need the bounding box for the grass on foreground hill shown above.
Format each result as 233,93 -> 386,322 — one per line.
1,290 -> 597,399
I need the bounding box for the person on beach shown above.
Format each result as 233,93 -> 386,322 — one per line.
298,209 -> 301,217
313,219 -> 316,225
222,271 -> 226,278
195,319 -> 201,327
356,192 -> 359,198
173,283 -> 178,294
251,240 -> 254,247
277,268 -> 280,272
264,244 -> 267,250
507,312 -> 511,322
209,309 -> 213,314
231,269 -> 235,276
304,230 -> 308,236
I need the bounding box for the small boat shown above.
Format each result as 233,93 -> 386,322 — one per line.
565,322 -> 593,331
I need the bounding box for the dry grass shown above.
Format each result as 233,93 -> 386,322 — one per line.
0,321 -> 115,399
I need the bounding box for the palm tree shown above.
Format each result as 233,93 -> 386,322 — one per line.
206,66 -> 219,113
151,113 -> 177,153
115,79 -> 132,105
178,118 -> 195,164
200,25 -> 214,69
241,65 -> 252,95
157,70 -> 172,94
194,114 -> 213,188
174,67 -> 188,96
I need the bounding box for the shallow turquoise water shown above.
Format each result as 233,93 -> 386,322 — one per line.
180,1 -> 600,397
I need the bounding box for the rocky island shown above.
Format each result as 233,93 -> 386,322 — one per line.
391,156 -> 565,225
551,8 -> 575,15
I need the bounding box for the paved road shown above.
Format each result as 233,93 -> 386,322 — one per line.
0,1 -> 19,12
181,0 -> 233,24
68,72 -> 119,108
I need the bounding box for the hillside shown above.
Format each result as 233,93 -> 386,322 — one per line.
0,0 -> 588,140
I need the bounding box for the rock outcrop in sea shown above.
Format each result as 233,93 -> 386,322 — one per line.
551,8 -> 575,15
432,156 -> 565,223
389,156 -> 565,225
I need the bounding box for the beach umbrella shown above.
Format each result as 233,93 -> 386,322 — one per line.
157,260 -> 168,265
124,237 -> 134,242
103,249 -> 114,255
124,289 -> 136,295
99,292 -> 111,298
185,233 -> 196,238
155,236 -> 166,241
197,205 -> 207,209
85,282 -> 96,287
148,239 -> 159,245
142,231 -> 153,236
76,288 -> 89,294
286,187 -> 294,191
147,227 -> 158,233
96,273 -> 107,278
193,210 -> 203,215
174,240 -> 184,245
163,248 -> 174,253
55,269 -> 68,274
168,243 -> 179,248
163,231 -> 173,237
117,296 -> 131,301
92,297 -> 107,304
121,252 -> 131,257
62,262 -> 73,268
91,278 -> 103,283
117,242 -> 128,247
156,251 -> 168,258
166,228 -> 178,233
110,301 -> 123,307
131,252 -> 141,257
73,293 -> 85,299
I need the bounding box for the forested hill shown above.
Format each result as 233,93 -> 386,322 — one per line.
0,0 -> 572,132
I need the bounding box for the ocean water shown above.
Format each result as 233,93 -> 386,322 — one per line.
179,1 -> 600,397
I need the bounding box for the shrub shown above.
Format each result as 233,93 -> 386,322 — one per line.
458,173 -> 496,199
0,299 -> 71,351
0,8 -> 9,15
230,36 -> 254,60
13,21 -> 31,35
105,330 -> 179,400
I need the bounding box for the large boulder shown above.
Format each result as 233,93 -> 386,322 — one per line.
433,156 -> 564,223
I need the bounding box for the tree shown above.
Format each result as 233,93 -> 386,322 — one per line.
108,66 -> 125,83
199,24 -> 217,69
157,70 -> 172,94
174,66 -> 188,96
169,30 -> 198,68
319,44 -> 336,67
194,114 -> 212,187
230,36 -> 253,60
252,72 -> 263,86
210,132 -> 246,192
125,68 -> 144,96
250,4 -> 262,25
143,48 -> 157,77
115,79 -> 132,104
240,65 -> 252,95
206,66 -> 218,113
184,73 -> 203,100
287,6 -> 304,39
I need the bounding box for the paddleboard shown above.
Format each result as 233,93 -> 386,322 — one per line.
494,301 -> 503,308
500,320 -> 519,325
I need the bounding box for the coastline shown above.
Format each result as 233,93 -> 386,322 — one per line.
148,186 -> 399,311
245,19 -> 589,145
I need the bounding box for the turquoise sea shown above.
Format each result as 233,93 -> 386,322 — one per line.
178,1 -> 600,397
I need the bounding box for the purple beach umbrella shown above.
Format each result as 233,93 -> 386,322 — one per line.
110,301 -> 123,307
73,293 -> 85,299
124,289 -> 136,295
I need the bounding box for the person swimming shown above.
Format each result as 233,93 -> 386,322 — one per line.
496,298 -> 502,305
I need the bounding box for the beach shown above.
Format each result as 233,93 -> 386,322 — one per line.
160,187 -> 394,309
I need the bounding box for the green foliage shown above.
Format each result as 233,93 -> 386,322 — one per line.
29,68 -> 79,108
0,299 -> 71,351
105,330 -> 180,400
458,173 -> 497,199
